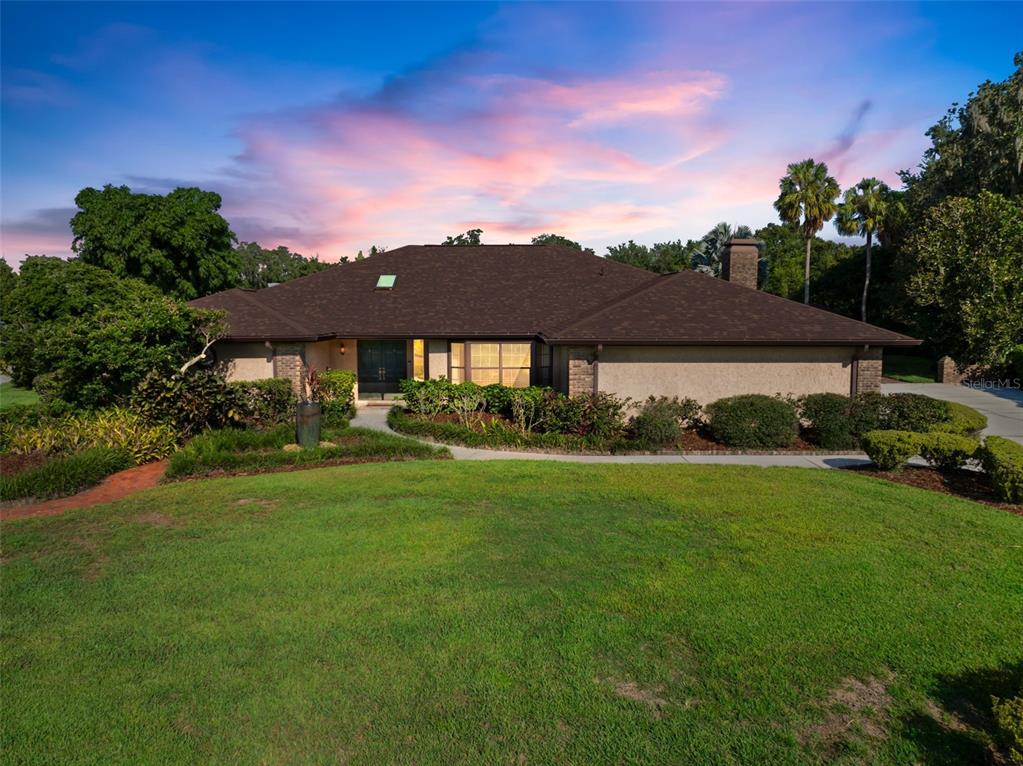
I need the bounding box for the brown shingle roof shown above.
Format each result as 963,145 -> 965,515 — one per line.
191,244 -> 919,347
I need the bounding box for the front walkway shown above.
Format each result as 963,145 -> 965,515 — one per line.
351,406 -> 870,468
882,382 -> 1023,444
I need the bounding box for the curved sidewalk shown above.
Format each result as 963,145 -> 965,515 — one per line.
352,406 -> 872,469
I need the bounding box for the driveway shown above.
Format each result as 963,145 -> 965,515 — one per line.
882,382 -> 1023,444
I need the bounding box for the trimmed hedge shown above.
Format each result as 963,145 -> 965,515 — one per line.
798,393 -> 884,449
0,447 -> 132,501
979,436 -> 1023,503
882,392 -> 950,432
917,432 -> 978,473
388,407 -> 608,451
705,395 -> 798,448
165,423 -> 447,479
629,396 -> 701,447
861,430 -> 921,471
930,401 -> 987,437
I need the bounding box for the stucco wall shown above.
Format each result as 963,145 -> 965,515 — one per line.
594,345 -> 856,405
304,339 -> 359,397
428,340 -> 448,380
217,342 -> 274,382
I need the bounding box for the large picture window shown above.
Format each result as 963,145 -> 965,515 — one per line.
449,341 -> 532,387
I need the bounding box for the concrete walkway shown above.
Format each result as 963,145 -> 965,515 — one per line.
882,382 -> 1023,444
352,405 -> 871,468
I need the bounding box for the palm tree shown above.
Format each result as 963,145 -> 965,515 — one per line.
773,159 -> 840,304
835,177 -> 893,322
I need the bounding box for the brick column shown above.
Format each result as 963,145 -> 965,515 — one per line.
937,356 -> 963,385
852,347 -> 883,395
273,343 -> 305,398
567,346 -> 596,396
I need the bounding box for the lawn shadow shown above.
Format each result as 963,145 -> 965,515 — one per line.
901,661 -> 1021,765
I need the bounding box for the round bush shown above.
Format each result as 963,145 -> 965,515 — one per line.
630,396 -> 701,447
918,432 -> 978,473
882,393 -> 950,432
705,395 -> 798,449
861,430 -> 921,471
930,401 -> 987,437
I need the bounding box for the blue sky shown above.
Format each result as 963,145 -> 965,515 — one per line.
2,1 -> 1021,265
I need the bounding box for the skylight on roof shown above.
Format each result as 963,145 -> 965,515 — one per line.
376,274 -> 396,290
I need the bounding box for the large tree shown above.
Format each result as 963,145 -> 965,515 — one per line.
906,191 -> 1023,369
531,233 -> 594,254
773,159 -> 840,304
605,239 -> 699,273
690,222 -> 756,277
442,229 -> 483,246
71,185 -> 239,300
835,178 -> 899,322
901,53 -> 1023,210
0,256 -> 218,407
235,242 -> 331,289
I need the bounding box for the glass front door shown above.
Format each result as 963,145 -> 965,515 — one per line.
357,340 -> 407,397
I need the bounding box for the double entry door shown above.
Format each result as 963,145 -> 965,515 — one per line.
357,340 -> 407,397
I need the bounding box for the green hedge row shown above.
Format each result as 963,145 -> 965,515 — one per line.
165,423 -> 447,479
0,447 -> 132,501
980,437 -> 1023,503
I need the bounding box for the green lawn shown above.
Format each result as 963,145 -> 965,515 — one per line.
3,462 -> 1021,764
883,354 -> 937,383
0,381 -> 39,409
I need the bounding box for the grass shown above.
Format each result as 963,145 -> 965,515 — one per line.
883,354 -> 936,383
0,381 -> 39,410
0,447 -> 132,501
3,462 -> 1022,764
165,424 -> 449,478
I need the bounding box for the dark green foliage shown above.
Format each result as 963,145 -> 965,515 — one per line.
605,239 -> 701,274
530,233 -> 591,253
481,384 -> 515,415
798,393 -> 885,449
235,242 -> 331,289
930,401 -> 988,437
319,370 -> 356,425
546,392 -> 627,439
905,192 -> 1023,368
861,430 -> 922,471
1010,345 -> 1023,380
705,395 -> 798,448
979,436 -> 1023,503
993,693 -> 1023,765
0,447 -> 131,501
0,404 -> 49,452
165,424 -> 446,479
629,396 -> 701,447
131,370 -> 244,437
71,184 -> 239,300
229,378 -> 296,428
399,378 -> 454,417
442,229 -> 482,246
882,392 -> 950,432
917,432 -> 979,473
388,408 -> 603,452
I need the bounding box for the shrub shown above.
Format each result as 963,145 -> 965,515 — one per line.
481,383 -> 515,415
509,387 -> 550,432
881,393 -> 950,432
630,396 -> 701,447
131,369 -> 244,436
917,432 -> 978,472
930,401 -> 988,437
449,382 -> 486,427
388,407 -> 600,451
399,378 -> 453,417
993,693 -> 1023,766
0,403 -> 49,452
861,430 -> 922,471
0,447 -> 132,501
230,378 -> 295,428
1009,344 -> 1023,382
705,395 -> 798,449
7,407 -> 177,465
319,369 -> 356,425
799,393 -> 860,449
979,436 -> 1023,503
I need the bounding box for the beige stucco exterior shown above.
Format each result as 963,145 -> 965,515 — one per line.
218,342 -> 274,382
594,345 -> 856,406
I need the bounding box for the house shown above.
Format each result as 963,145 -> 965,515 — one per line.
190,241 -> 919,404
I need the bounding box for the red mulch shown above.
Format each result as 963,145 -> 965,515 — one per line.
0,460 -> 169,522
843,465 -> 1022,515
0,450 -> 50,475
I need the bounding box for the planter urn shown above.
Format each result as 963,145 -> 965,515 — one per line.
295,401 -> 322,448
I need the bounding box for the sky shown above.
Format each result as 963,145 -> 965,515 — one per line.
2,1 -> 1021,267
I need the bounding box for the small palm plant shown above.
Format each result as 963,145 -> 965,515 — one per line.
835,177 -> 892,322
774,159 -> 840,304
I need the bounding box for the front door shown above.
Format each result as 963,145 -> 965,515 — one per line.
357,340 -> 407,397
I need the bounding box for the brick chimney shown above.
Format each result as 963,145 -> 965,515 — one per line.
721,238 -> 759,290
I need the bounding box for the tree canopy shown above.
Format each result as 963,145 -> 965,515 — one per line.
774,159 -> 840,304
235,242 -> 331,289
905,191 -> 1023,369
70,185 -> 239,300
442,229 -> 483,246
530,233 -> 593,253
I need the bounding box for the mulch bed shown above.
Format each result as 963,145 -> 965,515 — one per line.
0,450 -> 50,475
842,465 -> 1022,515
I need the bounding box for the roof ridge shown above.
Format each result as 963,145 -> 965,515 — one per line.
547,271 -> 675,336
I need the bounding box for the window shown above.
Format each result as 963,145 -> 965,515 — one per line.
450,341 -> 532,388
376,274 -> 396,289
450,342 -> 465,383
412,339 -> 425,380
536,343 -> 553,387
